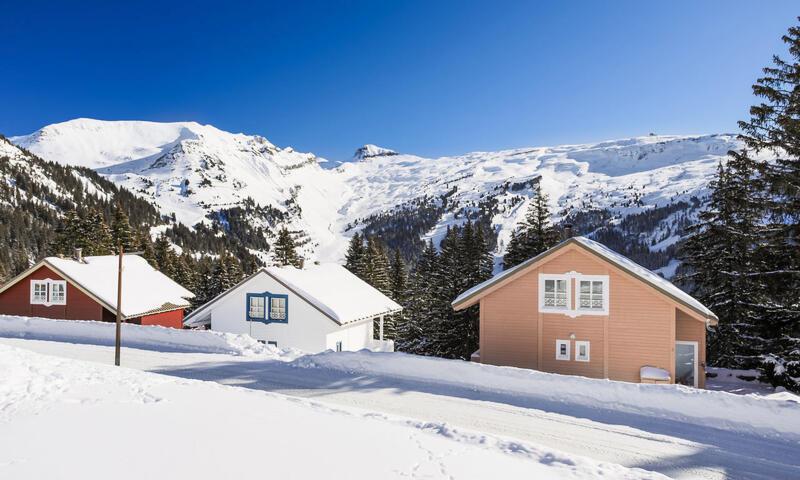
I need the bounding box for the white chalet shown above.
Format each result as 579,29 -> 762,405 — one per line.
184,264 -> 401,353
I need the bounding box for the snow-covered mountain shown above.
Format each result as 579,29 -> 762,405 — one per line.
10,119 -> 747,274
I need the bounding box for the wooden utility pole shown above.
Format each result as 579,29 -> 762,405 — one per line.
115,243 -> 123,366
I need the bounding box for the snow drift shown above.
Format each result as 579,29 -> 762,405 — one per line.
0,315 -> 279,356
295,350 -> 800,441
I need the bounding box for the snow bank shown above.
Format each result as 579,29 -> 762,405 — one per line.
0,315 -> 280,356
0,344 -> 665,480
294,351 -> 800,441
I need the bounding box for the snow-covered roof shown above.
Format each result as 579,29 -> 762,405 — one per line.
452,236 -> 717,322
41,255 -> 193,318
185,263 -> 401,327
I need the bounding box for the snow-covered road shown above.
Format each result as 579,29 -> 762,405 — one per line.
2,337 -> 797,480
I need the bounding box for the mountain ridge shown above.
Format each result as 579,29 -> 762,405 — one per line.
9,119 -> 752,275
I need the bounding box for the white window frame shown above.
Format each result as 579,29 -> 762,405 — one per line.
30,279 -> 67,306
538,272 -> 610,317
575,340 -> 590,362
49,280 -> 67,305
555,339 -> 570,361
538,274 -> 572,313
575,275 -> 609,315
30,280 -> 49,305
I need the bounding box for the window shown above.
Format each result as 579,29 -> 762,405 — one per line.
49,281 -> 66,304
575,341 -> 590,362
335,341 -> 343,352
270,296 -> 287,321
539,275 -> 570,312
539,273 -> 609,316
556,339 -> 570,361
248,295 -> 265,319
578,280 -> 604,310
31,280 -> 48,304
246,292 -> 288,323
267,341 -> 278,347
30,279 -> 67,306
544,279 -> 568,308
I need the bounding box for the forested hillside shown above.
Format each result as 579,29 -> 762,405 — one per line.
0,136 -> 262,307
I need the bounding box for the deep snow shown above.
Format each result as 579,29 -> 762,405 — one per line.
1,316 -> 798,480
1,344 -> 664,480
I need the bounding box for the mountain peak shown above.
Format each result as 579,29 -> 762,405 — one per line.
353,144 -> 398,161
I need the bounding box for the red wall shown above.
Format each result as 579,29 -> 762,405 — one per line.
138,309 -> 184,329
0,265 -> 185,329
0,265 -> 104,321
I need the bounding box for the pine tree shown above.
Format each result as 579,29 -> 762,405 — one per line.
396,240 -> 438,353
503,184 -> 559,269
732,20 -> 800,390
111,205 -> 136,252
86,209 -> 114,255
153,234 -> 177,277
679,160 -> 769,369
344,232 -> 367,280
272,228 -> 303,268
140,233 -> 157,267
365,236 -> 391,295
384,249 -> 408,340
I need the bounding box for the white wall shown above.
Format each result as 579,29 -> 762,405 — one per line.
207,271 -> 375,353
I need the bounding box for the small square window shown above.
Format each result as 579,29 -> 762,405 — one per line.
575,341 -> 590,362
556,339 -> 570,361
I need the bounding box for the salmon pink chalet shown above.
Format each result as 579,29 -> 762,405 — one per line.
0,250 -> 194,328
452,236 -> 718,388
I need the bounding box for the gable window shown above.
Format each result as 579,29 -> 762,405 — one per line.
50,281 -> 66,304
270,296 -> 287,321
30,279 -> 67,306
555,339 -> 570,361
579,281 -> 603,309
248,295 -> 265,320
539,275 -> 571,312
31,281 -> 48,304
246,292 -> 289,323
575,341 -> 590,362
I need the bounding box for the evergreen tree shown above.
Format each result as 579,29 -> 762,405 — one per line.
679,160 -> 769,369
111,205 -> 137,252
503,184 -> 560,269
272,228 -> 303,268
384,249 -> 408,340
344,232 -> 367,280
396,240 -> 438,353
140,233 -> 157,267
86,209 -> 114,255
153,234 -> 177,277
364,236 -> 391,295
733,20 -> 800,390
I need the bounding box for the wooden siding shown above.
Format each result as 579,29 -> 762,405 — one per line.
0,265 -> 185,329
0,265 -> 104,321
477,243 -> 708,386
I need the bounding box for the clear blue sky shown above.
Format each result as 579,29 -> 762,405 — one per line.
1,1 -> 797,160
